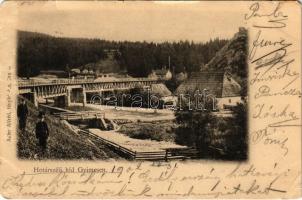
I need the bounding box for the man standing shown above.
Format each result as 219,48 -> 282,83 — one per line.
17,99 -> 28,132
35,112 -> 49,154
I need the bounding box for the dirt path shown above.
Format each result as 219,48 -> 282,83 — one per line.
86,104 -> 175,122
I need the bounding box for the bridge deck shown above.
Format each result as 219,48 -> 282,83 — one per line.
18,77 -> 159,87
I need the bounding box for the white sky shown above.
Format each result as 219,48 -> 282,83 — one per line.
17,1 -> 247,43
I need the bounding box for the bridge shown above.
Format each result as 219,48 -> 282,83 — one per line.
18,77 -> 160,107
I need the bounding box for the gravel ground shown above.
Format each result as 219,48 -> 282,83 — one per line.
86,104 -> 175,122
89,128 -> 186,152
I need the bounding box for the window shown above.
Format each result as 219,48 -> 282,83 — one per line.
229,99 -> 231,103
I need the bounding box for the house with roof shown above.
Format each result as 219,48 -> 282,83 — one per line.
38,70 -> 68,78
71,68 -> 81,74
69,49 -> 127,80
148,83 -> 177,110
175,71 -> 242,110
175,72 -> 188,82
148,67 -> 172,80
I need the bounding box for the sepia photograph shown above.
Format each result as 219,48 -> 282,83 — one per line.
1,1 -> 301,199
16,3 -> 248,162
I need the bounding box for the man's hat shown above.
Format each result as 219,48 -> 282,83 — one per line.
38,111 -> 45,118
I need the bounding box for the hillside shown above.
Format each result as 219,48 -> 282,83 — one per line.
17,30 -> 109,77
204,27 -> 248,94
17,30 -> 228,78
17,97 -> 120,160
82,52 -> 123,74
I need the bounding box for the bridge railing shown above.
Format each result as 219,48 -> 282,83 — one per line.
54,111 -> 105,121
18,77 -> 159,87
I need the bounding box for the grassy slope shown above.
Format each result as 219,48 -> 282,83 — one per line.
67,106 -> 177,142
118,121 -> 177,142
17,98 -> 120,160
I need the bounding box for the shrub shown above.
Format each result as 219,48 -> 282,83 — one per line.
174,102 -> 247,160
175,110 -> 215,157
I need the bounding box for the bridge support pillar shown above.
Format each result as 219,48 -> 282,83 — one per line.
54,96 -> 66,107
65,89 -> 71,107
27,92 -> 38,107
99,91 -> 103,105
82,88 -> 87,107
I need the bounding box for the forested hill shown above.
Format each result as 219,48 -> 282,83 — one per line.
17,30 -> 229,78
204,27 -> 248,93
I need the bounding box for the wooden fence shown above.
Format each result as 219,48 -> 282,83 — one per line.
39,104 -> 72,114
39,104 -> 199,160
79,130 -> 199,161
79,130 -> 136,159
54,111 -> 105,121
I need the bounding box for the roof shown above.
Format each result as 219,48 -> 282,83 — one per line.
153,69 -> 171,76
175,72 -> 241,98
150,83 -> 172,97
40,70 -> 66,74
175,72 -> 188,81
71,68 -> 81,73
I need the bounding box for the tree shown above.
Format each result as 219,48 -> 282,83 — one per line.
65,64 -> 71,78
175,109 -> 215,157
17,30 -> 229,78
228,102 -> 247,160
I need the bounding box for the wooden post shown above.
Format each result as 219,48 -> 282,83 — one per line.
165,150 -> 168,162
30,92 -> 38,107
65,88 -> 71,107
82,87 -> 87,107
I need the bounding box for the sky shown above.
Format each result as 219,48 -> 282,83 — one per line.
17,1 -> 246,43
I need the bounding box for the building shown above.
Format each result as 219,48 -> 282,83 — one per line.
70,68 -> 81,74
38,70 -> 68,78
148,67 -> 172,80
70,68 -> 95,79
149,83 -> 177,110
175,72 -> 188,82
175,71 -> 242,110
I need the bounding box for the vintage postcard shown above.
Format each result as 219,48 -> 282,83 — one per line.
0,1 -> 301,199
